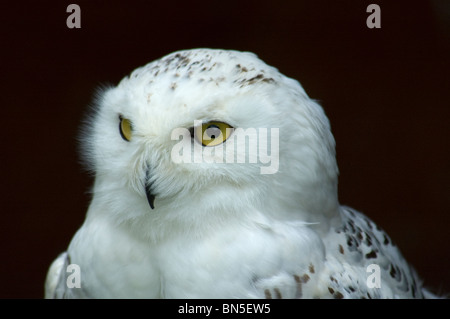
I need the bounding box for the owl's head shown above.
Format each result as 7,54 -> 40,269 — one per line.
81,49 -> 339,234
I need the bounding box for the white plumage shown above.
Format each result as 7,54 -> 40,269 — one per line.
46,49 -> 434,298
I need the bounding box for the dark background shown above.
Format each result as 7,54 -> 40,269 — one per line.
1,0 -> 449,298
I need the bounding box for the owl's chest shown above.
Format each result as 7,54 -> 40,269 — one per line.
71,218 -> 325,298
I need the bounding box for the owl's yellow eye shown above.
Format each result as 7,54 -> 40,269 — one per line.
194,121 -> 233,147
119,116 -> 133,142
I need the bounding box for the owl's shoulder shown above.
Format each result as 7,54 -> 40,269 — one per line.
317,206 -> 426,298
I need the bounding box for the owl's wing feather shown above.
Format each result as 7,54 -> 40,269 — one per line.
320,206 -> 433,298
45,252 -> 92,298
45,252 -> 68,298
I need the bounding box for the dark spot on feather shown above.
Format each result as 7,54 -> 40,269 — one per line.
293,275 -> 303,298
339,244 -> 344,254
247,74 -> 264,84
348,220 -> 356,233
397,268 -> 403,282
389,264 -> 397,278
264,289 -> 272,299
334,291 -> 344,299
383,234 -> 390,245
262,78 -> 275,83
274,288 -> 282,299
346,235 -> 353,247
365,250 -> 377,259
309,264 -> 315,274
236,64 -> 248,72
357,232 -> 363,241
365,218 -> 373,230
411,283 -> 417,298
365,232 -> 373,246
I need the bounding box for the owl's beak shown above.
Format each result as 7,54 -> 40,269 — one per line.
145,168 -> 155,209
145,184 -> 155,210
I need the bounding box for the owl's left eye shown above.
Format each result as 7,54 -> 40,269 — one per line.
119,116 -> 133,142
194,121 -> 233,147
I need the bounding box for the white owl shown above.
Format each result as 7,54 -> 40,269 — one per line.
45,48 -> 435,298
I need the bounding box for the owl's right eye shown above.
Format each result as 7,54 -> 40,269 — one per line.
193,121 -> 233,147
119,116 -> 133,142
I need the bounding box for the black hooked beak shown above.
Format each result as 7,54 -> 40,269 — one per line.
145,168 -> 155,210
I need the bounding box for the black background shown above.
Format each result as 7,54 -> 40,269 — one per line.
1,0 -> 449,298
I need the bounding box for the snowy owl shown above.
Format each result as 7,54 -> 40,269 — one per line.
45,48 -> 435,299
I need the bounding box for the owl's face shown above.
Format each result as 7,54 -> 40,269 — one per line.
81,49 -> 338,234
